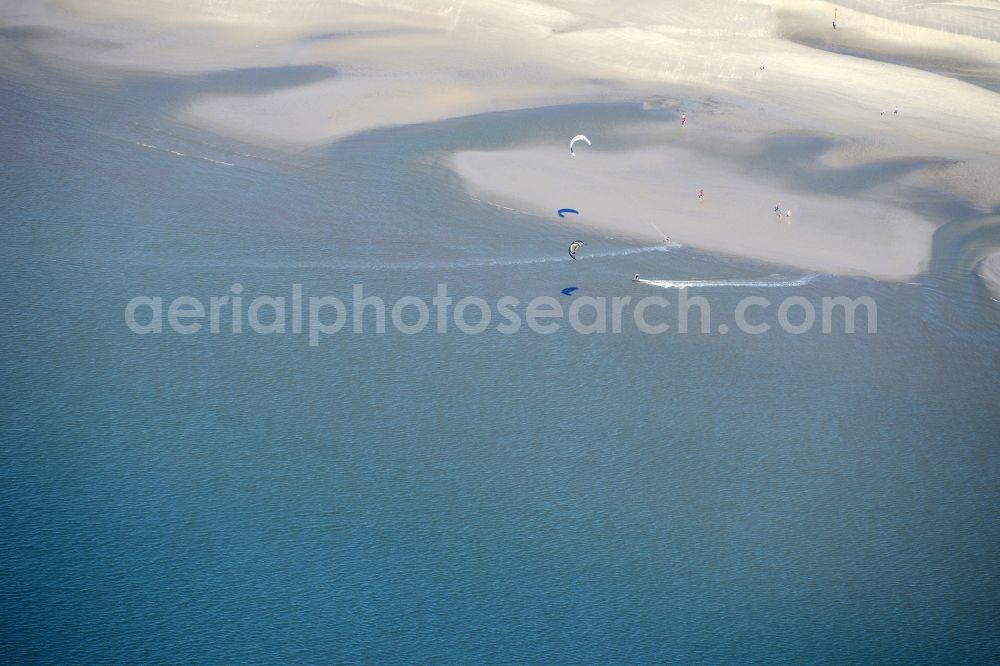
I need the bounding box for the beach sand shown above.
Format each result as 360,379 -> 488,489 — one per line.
4,0 -> 998,279
450,143 -> 936,280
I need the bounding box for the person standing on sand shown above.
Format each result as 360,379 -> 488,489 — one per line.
698,189 -> 705,203
833,7 -> 837,29
681,114 -> 687,126
774,201 -> 782,217
893,105 -> 899,115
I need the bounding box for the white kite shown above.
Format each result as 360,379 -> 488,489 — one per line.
569,134 -> 591,157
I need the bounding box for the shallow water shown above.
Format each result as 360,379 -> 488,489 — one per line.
1,51 -> 999,664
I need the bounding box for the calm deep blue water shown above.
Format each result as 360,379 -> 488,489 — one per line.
2,55 -> 999,663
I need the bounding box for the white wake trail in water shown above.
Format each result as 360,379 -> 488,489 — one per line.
637,274 -> 819,289
368,243 -> 679,271
194,243 -> 681,271
132,141 -> 233,167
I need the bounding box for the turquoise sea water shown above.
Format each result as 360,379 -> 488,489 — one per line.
2,56 -> 999,663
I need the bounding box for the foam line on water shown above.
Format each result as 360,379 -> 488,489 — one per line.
470,195 -> 531,216
132,141 -> 233,167
422,243 -> 676,269
181,244 -> 679,271
637,274 -> 819,289
349,243 -> 678,271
